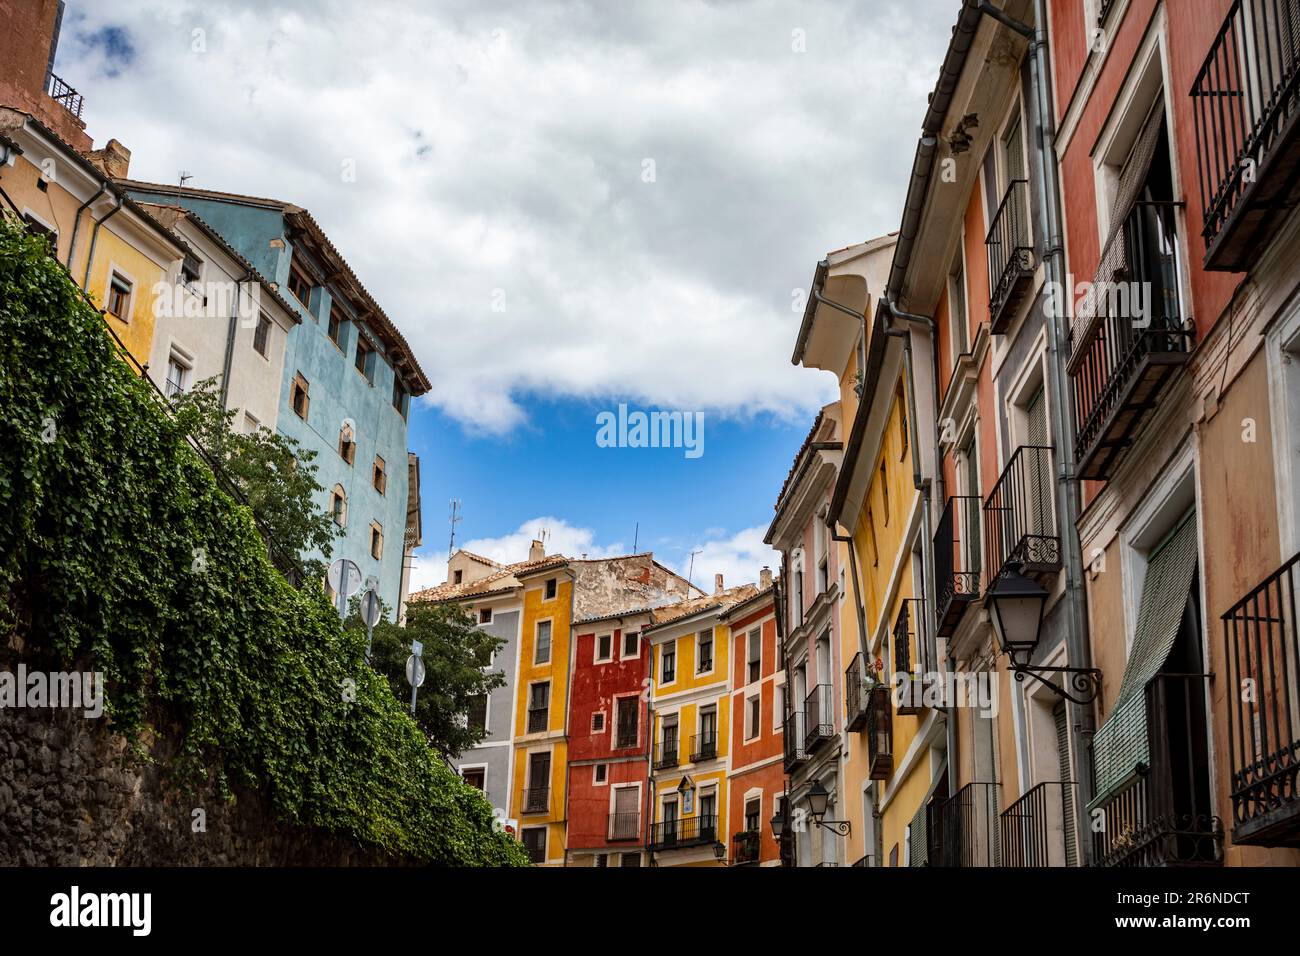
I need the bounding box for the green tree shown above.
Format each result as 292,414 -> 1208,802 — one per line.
353,601 -> 506,758
170,378 -> 341,580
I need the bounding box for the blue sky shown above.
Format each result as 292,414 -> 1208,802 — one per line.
57,0 -> 958,588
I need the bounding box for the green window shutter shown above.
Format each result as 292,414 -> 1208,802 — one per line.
1089,511 -> 1198,806
908,803 -> 928,867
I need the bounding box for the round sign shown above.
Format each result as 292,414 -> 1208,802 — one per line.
327,558 -> 363,598
360,588 -> 382,628
405,654 -> 426,688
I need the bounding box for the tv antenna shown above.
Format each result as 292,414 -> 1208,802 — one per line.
687,549 -> 703,588
448,499 -> 462,559
633,522 -> 639,553
178,170 -> 193,187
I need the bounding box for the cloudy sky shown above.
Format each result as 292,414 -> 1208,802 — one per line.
57,0 -> 957,589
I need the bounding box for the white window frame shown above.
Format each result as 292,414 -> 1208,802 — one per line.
747,627 -> 763,684
591,711 -> 606,734
534,618 -> 553,665
744,693 -> 760,742
593,763 -> 609,786
696,627 -> 715,675
621,629 -> 640,660
104,262 -> 136,322
1269,298 -> 1300,554
773,681 -> 784,734
594,632 -> 614,664
608,781 -> 642,839
478,606 -> 493,625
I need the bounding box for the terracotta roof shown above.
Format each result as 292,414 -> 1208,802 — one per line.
645,584 -> 761,632
114,178 -> 431,395
720,584 -> 776,621
408,554 -> 570,604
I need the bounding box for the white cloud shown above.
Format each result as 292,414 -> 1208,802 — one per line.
676,526 -> 780,593
60,0 -> 956,434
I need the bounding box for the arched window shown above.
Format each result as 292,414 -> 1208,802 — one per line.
330,484 -> 347,528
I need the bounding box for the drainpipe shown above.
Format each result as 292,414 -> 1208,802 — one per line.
81,192 -> 124,292
1025,0 -> 1096,863
65,182 -> 108,273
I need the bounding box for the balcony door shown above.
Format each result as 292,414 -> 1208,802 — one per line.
662,797 -> 679,845
1025,386 -> 1052,539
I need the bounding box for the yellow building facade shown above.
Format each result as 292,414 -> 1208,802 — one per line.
510,561 -> 574,866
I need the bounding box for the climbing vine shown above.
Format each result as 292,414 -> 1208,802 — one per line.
0,218 -> 525,866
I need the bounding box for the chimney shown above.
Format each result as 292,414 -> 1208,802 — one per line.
86,138 -> 131,179
714,573 -> 724,594
759,566 -> 773,589
528,538 -> 545,562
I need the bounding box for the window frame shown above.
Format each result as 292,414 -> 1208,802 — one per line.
534,619 -> 553,665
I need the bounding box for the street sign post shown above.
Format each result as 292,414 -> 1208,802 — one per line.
327,558 -> 362,619
406,640 -> 426,714
360,587 -> 382,661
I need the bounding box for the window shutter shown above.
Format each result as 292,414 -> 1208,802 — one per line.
1053,701 -> 1079,868
1089,511 -> 1198,805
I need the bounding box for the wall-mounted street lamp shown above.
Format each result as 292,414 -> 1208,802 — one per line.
805,781 -> 851,837
987,569 -> 1101,705
712,841 -> 727,863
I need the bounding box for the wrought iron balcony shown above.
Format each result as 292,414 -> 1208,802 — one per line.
1000,781 -> 1080,867
851,854 -> 874,867
935,496 -> 982,637
986,179 -> 1035,333
648,814 -> 718,851
653,739 -> 679,770
984,445 -> 1060,581
1091,674 -> 1223,867
1222,550 -> 1300,847
865,684 -> 892,780
527,707 -> 548,734
523,786 -> 549,814
733,830 -> 761,865
1193,0 -> 1300,270
929,782 -> 1002,867
46,72 -> 85,120
1068,200 -> 1194,481
893,598 -> 928,715
609,811 -> 642,842
690,732 -> 718,762
845,653 -> 872,733
803,683 -> 834,752
783,710 -> 809,771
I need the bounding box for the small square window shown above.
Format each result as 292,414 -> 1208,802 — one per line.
373,455 -> 386,495
545,578 -> 557,600
595,853 -> 608,867
291,373 -> 310,420
355,335 -> 373,382
478,607 -> 492,624
107,273 -> 132,320
596,633 -> 613,663
592,712 -> 606,733
623,631 -> 640,658
338,424 -> 356,465
329,486 -> 347,528
328,304 -> 345,345
165,351 -> 190,399
253,313 -> 271,357
594,763 -> 607,784
288,262 -> 313,307
369,522 -> 383,560
392,378 -> 407,417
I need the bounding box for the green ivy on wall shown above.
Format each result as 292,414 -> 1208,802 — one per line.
0,218 -> 526,866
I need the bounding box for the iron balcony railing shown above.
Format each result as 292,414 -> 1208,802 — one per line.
1068,200 -> 1194,480
1000,781 -> 1080,867
1091,674 -> 1223,867
845,653 -> 872,732
783,710 -> 808,771
1222,550 -> 1300,846
609,811 -> 641,841
523,786 -> 549,814
653,738 -> 679,770
935,495 -> 982,637
733,830 -> 761,865
893,599 -> 928,714
690,732 -> 718,762
929,782 -> 1002,867
851,854 -> 874,867
865,684 -> 893,780
985,179 -> 1034,331
527,706 -> 548,734
803,683 -> 834,752
46,72 -> 85,119
984,445 -> 1060,581
1193,0 -> 1300,269
648,814 -> 718,851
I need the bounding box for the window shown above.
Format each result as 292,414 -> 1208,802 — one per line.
616,696 -> 638,748
748,628 -> 762,683
369,521 -> 383,560
544,578 -> 557,600
592,712 -> 606,733
699,789 -> 717,833
392,378 -> 407,417
252,313 -> 271,357
595,633 -> 613,663
180,254 -> 202,292
478,607 -> 492,624
623,630 -> 640,658
746,694 -> 760,740
329,485 -> 347,528
288,262 -> 312,307
372,455 -> 386,495
535,620 -> 552,664
949,262 -> 969,359
465,694 -> 487,736
453,569 -> 463,585
354,335 -> 373,382
22,213 -> 57,251
291,372 -> 310,420
243,412 -> 260,434
621,852 -> 640,868
594,764 -> 607,784
660,642 -> 676,683
338,423 -> 356,465
521,827 -> 546,864
595,853 -> 608,867
164,351 -> 190,398
528,682 -> 550,733
898,385 -> 909,458
774,683 -> 784,733
698,706 -> 717,757
327,304 -> 344,346
697,628 -> 713,672
461,767 -> 485,790
107,273 -> 132,320
527,752 -> 551,812
868,508 -> 879,567
880,463 -> 890,522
